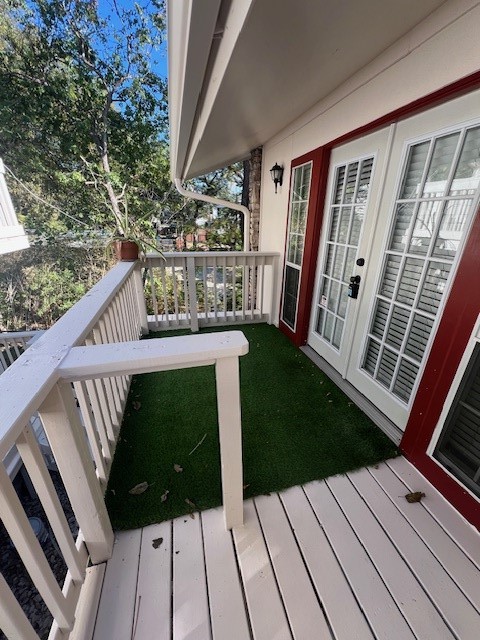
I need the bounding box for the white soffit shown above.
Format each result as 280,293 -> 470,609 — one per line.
169,0 -> 447,179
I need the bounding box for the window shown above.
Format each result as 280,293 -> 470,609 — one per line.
281,163 -> 312,330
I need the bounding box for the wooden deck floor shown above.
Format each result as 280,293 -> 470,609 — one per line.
89,457 -> 480,640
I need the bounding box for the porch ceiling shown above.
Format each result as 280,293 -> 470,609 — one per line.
168,0 -> 446,180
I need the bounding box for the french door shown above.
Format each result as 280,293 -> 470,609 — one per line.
308,91 -> 480,430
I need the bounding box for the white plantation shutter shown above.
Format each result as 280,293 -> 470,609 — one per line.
435,345 -> 480,497
361,125 -> 480,404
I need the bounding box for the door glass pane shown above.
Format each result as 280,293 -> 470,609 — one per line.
434,344 -> 480,498
314,156 -> 374,351
281,163 -> 312,330
362,124 -> 480,403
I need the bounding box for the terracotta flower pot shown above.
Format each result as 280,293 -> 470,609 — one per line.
115,240 -> 139,261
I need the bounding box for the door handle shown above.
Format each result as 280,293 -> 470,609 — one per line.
348,275 -> 361,299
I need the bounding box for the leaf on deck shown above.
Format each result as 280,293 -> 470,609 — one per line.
174,464 -> 183,473
161,489 -> 170,502
129,482 -> 150,495
152,537 -> 163,549
405,491 -> 425,503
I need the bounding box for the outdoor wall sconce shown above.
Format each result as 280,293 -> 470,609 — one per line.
270,163 -> 284,193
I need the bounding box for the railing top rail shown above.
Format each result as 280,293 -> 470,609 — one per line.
146,251 -> 280,259
0,330 -> 40,340
58,332 -> 249,381
0,261 -> 136,458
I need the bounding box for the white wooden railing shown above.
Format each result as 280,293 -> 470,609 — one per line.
144,251 -> 279,331
0,262 -> 146,640
0,256 -> 252,639
0,331 -> 41,373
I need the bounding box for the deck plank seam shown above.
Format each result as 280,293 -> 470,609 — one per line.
229,527 -> 254,640
300,482 -> 380,640
131,527 -> 144,640
277,491 -> 336,640
385,459 -> 480,571
198,512 -> 214,640
323,477 -> 421,640
356,468 -> 469,640
365,465 -> 480,616
169,519 -> 174,640
252,496 -> 295,639
88,561 -> 108,640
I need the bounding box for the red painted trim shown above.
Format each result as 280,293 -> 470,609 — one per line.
279,149 -> 330,346
400,203 -> 480,530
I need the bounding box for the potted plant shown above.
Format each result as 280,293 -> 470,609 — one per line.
107,203 -> 162,262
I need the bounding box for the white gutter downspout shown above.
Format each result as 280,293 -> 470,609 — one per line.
174,178 -> 250,251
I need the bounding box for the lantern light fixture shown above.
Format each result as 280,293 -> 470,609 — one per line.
270,163 -> 284,193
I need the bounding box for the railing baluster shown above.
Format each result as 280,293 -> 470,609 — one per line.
186,255 -> 199,332
172,261 -> 180,326
0,463 -> 75,631
105,306 -> 128,399
213,255 -> 218,322
148,265 -> 159,328
132,265 -> 149,336
103,312 -> 125,412
93,326 -> 120,432
160,261 -> 170,328
74,380 -> 109,484
250,261 -> 257,321
0,573 -> 39,640
38,382 -> 114,565
16,424 -> 86,583
85,338 -> 116,443
202,256 -> 208,325
84,378 -> 112,465
222,256 -> 227,322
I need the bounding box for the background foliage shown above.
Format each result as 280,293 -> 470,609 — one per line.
0,0 -> 245,330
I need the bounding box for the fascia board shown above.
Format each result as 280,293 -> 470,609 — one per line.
168,0 -> 222,180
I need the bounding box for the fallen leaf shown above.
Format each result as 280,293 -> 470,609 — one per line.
185,498 -> 196,509
243,484 -> 251,490
405,491 -> 425,503
161,489 -> 169,503
189,513 -> 195,520
132,401 -> 141,411
174,464 -> 183,473
152,537 -> 163,549
110,489 -> 116,496
129,482 -> 149,495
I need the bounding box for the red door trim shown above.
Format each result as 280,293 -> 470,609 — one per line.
279,147 -> 330,346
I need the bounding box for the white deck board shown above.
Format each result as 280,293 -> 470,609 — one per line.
370,462 -> 480,611
280,486 -> 375,640
254,493 -> 332,640
134,521 -> 172,640
304,479 -> 416,640
351,466 -> 480,640
91,458 -> 480,640
202,507 -> 251,640
328,473 -> 455,640
233,500 -> 292,640
93,529 -> 141,640
387,456 -> 480,568
173,515 -> 211,640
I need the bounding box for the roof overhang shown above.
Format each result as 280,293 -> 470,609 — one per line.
168,0 -> 447,180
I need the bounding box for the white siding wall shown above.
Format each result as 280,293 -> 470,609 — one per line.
259,0 -> 480,324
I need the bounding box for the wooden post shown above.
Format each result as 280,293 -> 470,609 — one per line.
215,356 -> 244,529
38,382 -> 114,564
133,264 -> 149,335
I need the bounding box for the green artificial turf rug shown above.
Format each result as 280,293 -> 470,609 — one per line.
106,324 -> 398,529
